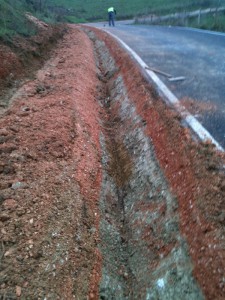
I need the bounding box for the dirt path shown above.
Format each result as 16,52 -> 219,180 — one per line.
0,25 -> 224,299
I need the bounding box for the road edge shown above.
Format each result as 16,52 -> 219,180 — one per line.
101,29 -> 224,152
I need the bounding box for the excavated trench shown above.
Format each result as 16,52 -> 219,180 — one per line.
86,30 -> 204,300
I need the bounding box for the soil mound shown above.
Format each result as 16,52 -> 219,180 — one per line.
0,23 -> 66,112
0,24 -> 224,299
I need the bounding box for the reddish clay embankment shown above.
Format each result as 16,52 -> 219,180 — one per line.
0,23 -> 224,299
87,26 -> 225,300
0,23 -> 65,111
0,27 -> 102,299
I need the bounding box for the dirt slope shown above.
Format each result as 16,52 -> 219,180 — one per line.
0,27 -> 102,299
0,25 -> 224,299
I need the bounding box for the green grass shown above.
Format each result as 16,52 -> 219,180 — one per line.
191,11 -> 225,31
0,0 -> 225,40
65,15 -> 87,24
47,0 -> 225,22
0,0 -> 37,40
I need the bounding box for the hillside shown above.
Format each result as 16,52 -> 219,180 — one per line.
1,0 -> 225,36
46,0 -> 225,23
0,0 -> 31,39
0,0 -> 60,40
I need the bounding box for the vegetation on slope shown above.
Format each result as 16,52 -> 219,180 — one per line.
0,0 -> 32,39
0,0 -> 225,40
46,0 -> 225,23
0,0 -> 64,41
39,0 -> 225,33
0,0 -> 66,100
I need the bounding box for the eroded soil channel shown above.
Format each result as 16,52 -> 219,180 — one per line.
86,30 -> 204,299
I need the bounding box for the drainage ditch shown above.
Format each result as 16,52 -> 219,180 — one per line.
86,29 -> 204,300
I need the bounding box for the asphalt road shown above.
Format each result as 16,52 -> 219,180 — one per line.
89,22 -> 225,149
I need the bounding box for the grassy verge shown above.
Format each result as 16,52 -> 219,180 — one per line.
0,0 -> 36,40
47,0 -> 224,22
193,12 -> 225,32
1,0 -> 225,40
140,9 -> 225,33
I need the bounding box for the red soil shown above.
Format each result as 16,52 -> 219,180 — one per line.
87,26 -> 225,300
0,27 -> 102,299
0,24 -> 224,299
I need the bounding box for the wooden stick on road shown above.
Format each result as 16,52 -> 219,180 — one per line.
145,66 -> 172,78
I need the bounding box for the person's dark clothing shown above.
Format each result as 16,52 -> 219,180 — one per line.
108,7 -> 116,26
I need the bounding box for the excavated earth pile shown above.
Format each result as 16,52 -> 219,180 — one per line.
0,25 -> 224,299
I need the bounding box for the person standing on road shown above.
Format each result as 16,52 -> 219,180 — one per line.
108,7 -> 116,27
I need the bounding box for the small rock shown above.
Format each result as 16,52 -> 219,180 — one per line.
89,227 -> 96,234
16,285 -> 22,297
4,248 -> 14,257
9,126 -> 19,133
0,193 -> 5,204
218,212 -> 225,223
19,111 -> 30,117
21,106 -> 30,112
0,145 -> 17,154
11,182 -> 28,190
0,128 -> 8,136
220,180 -> 225,191
0,136 -> 9,144
3,164 -> 15,175
0,181 -> 11,189
206,162 -> 217,171
17,209 -> 26,216
36,84 -> 46,93
1,228 -> 7,234
89,293 -> 95,299
33,249 -> 43,259
16,255 -> 24,262
3,199 -> 18,210
0,213 -> 10,222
